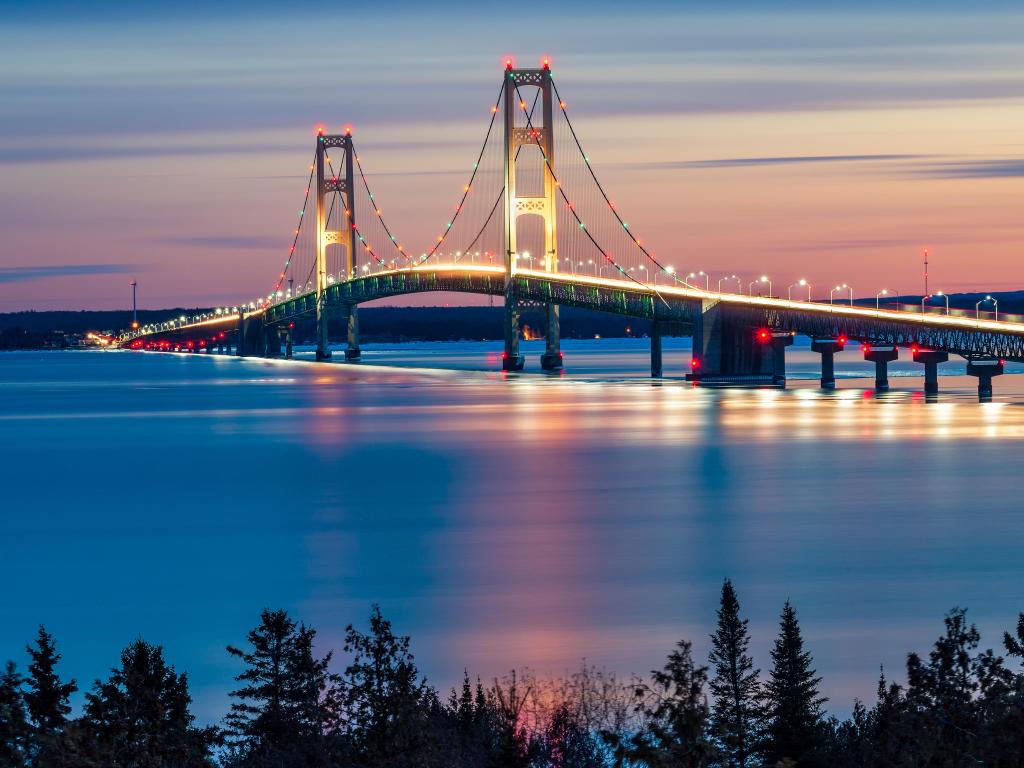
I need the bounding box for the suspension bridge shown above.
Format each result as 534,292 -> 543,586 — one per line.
118,59 -> 1024,400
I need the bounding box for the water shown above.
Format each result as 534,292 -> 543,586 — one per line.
3,339 -> 1024,723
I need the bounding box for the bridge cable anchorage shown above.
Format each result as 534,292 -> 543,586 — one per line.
510,82 -> 662,304
271,152 -> 316,298
415,81 -> 506,267
550,78 -> 684,295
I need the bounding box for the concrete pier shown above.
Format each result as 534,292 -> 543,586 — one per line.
863,344 -> 898,391
966,358 -> 1003,401
502,289 -> 525,371
768,331 -> 793,386
912,348 -> 948,395
540,303 -> 563,371
650,322 -> 663,378
687,302 -> 775,384
811,338 -> 846,389
345,305 -> 361,361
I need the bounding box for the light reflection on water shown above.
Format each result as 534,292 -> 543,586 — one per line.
2,343 -> 1024,722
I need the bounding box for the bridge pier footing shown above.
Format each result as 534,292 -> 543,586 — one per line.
650,321 -> 663,378
912,349 -> 948,395
864,345 -> 898,391
345,305 -> 361,361
284,328 -> 293,359
686,302 -> 776,385
811,338 -> 846,389
769,332 -> 793,386
539,303 -> 563,371
502,293 -> 525,372
967,358 -> 1003,401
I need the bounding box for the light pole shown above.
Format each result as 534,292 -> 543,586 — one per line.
934,290 -> 949,315
657,265 -> 675,286
976,295 -> 998,320
875,289 -> 888,309
749,275 -> 770,297
718,274 -> 739,293
688,271 -> 709,290
788,279 -> 810,301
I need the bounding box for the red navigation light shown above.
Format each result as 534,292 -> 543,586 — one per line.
862,344 -> 870,353
344,124 -> 352,136
219,332 -> 225,338
541,56 -> 551,70
288,322 -> 295,329
911,345 -> 919,355
504,56 -> 514,71
316,125 -> 324,135
838,336 -> 847,345
501,351 -> 508,360
757,329 -> 770,342
690,358 -> 700,368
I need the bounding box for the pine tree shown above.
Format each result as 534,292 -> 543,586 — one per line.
23,625 -> 77,765
225,608 -> 339,765
78,639 -> 217,766
708,579 -> 761,767
763,601 -> 827,767
339,605 -> 436,768
605,639 -> 715,767
0,661 -> 30,768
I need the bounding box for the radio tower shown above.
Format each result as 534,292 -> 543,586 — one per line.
131,279 -> 138,329
923,248 -> 929,296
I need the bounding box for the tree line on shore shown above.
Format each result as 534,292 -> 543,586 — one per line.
2,582 -> 1024,767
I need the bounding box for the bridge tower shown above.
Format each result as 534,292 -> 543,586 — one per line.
315,130 -> 360,361
502,59 -> 561,371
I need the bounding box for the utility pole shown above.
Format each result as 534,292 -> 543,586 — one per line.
131,279 -> 138,329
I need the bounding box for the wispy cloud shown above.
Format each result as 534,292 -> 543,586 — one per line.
914,158 -> 1024,178
0,264 -> 139,283
642,154 -> 926,170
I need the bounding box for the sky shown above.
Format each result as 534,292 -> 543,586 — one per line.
1,1 -> 1022,310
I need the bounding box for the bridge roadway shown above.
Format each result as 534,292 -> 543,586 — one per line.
119,264 -> 1024,397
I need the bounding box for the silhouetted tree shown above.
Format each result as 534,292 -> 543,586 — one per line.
604,639 -> 714,767
77,639 -> 217,767
338,605 -> 438,767
23,626 -> 77,766
0,661 -> 29,768
708,580 -> 761,767
763,601 -> 826,767
225,608 -> 339,766
542,701 -> 606,768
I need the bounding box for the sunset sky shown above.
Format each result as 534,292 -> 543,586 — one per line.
1,1 -> 1022,310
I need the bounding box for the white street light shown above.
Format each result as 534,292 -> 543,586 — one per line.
875,289 -> 888,309
750,275 -> 771,297
788,279 -> 810,301
976,295 -> 998,320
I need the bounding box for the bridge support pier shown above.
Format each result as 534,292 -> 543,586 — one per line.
966,358 -> 1003,401
263,325 -> 282,358
284,328 -> 293,359
650,321 -> 663,378
769,332 -> 793,386
502,294 -> 525,372
686,302 -> 775,385
345,305 -> 361,361
912,349 -> 948,395
864,345 -> 898,391
539,304 -> 563,371
811,338 -> 846,389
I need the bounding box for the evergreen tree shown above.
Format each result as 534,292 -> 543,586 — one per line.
23,625 -> 77,765
707,579 -> 761,767
338,605 -> 437,767
77,639 -> 217,767
0,661 -> 30,768
604,639 -> 714,767
763,601 -> 827,767
225,608 -> 339,765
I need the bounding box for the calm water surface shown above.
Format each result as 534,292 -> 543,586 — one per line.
3,338 -> 1024,721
